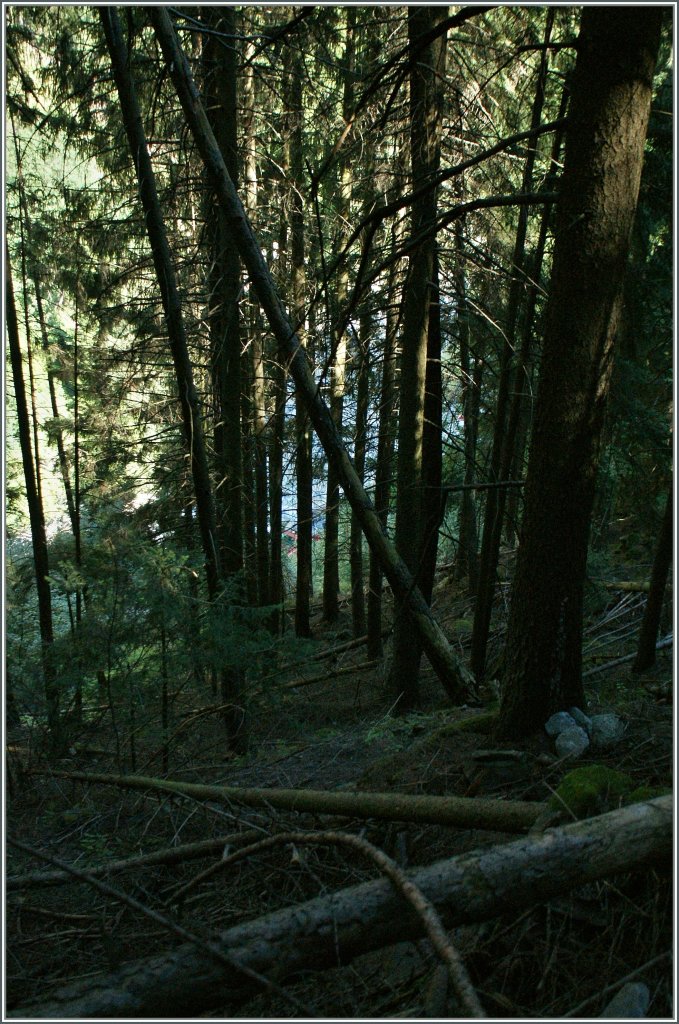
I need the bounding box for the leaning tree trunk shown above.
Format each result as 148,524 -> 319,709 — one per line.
498,7 -> 662,738
388,6 -> 448,710
6,245 -> 59,745
100,8 -> 246,751
151,7 -> 475,702
633,488 -> 673,673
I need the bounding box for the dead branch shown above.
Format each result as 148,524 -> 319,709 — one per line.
6,830 -> 261,892
7,836 -> 317,1017
171,829 -> 485,1017
37,769 -> 542,832
284,659 -> 381,689
9,796 -> 671,1019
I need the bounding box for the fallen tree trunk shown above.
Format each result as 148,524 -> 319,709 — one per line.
9,796 -> 671,1019
148,8 -> 475,704
40,770 -> 541,833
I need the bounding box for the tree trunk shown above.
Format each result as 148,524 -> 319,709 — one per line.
388,7 -> 448,710
12,795 -> 671,1019
453,219 -> 481,590
498,8 -> 662,738
470,12 -> 553,683
285,42 -> 314,639
632,488 -> 673,673
350,316 -> 370,638
6,245 -> 59,745
203,7 -> 244,581
323,7 -> 355,623
504,86 -> 569,547
366,211 -> 405,659
152,7 -> 475,702
100,8 -> 246,751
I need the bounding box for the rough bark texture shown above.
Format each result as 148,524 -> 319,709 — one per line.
11,796 -> 671,1019
498,8 -> 662,738
151,7 -> 474,702
632,488 -> 673,672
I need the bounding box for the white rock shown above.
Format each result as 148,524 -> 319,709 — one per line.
555,725 -> 590,759
545,711 -> 576,737
590,713 -> 625,749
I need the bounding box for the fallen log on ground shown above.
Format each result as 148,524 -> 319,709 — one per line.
6,830 -> 261,892
39,770 -> 542,833
9,796 -> 671,1019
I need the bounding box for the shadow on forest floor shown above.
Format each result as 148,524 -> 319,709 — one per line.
5,567 -> 674,1018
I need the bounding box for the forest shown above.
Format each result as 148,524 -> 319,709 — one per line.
4,4 -> 674,1019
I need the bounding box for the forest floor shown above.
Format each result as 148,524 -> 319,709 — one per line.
5,558 -> 674,1019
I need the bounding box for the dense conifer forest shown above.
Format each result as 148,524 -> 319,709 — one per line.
5,5 -> 674,1018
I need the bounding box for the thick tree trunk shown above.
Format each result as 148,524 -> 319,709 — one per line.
6,245 -> 59,744
498,8 -> 662,738
503,86 -> 569,547
101,8 -> 245,750
12,795 -> 671,1019
633,488 -> 673,673
350,318 -> 370,637
388,7 -> 448,709
151,7 -> 475,701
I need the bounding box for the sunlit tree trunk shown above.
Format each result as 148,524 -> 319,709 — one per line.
498,7 -> 662,738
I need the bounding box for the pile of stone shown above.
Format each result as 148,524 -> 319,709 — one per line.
544,708 -> 625,758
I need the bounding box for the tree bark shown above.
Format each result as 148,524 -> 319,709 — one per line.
11,795 -> 671,1019
366,210 -> 405,658
151,7 -> 475,702
203,7 -> 244,580
46,768 -> 541,832
470,11 -> 553,683
388,7 -> 448,709
498,8 -> 662,738
632,488 -> 673,673
323,7 -> 355,623
6,244 -> 59,744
